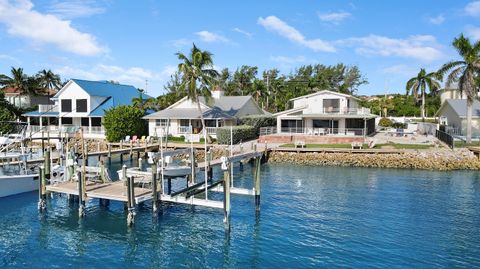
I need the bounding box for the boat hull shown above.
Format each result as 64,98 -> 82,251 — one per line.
0,174 -> 40,198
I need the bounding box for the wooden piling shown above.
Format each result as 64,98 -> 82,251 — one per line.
78,170 -> 86,218
107,143 -> 112,163
207,149 -> 213,181
127,175 -> 136,226
129,141 -> 133,160
151,163 -> 159,214
38,167 -> 46,211
138,157 -> 143,171
223,164 -> 231,230
254,156 -> 261,211
99,160 -> 106,183
189,148 -> 196,185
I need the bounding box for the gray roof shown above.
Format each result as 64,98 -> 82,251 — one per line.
143,107 -> 234,119
444,99 -> 480,118
145,95 -> 264,120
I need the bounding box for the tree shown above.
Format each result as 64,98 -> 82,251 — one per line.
103,105 -> 147,142
406,68 -> 441,121
36,69 -> 62,95
176,44 -> 219,142
0,67 -> 35,96
437,34 -> 480,143
0,91 -> 16,134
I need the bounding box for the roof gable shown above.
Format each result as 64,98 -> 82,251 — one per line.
289,90 -> 360,102
438,99 -> 480,118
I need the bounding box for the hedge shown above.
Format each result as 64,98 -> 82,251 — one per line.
216,125 -> 256,144
103,105 -> 148,142
239,115 -> 276,135
378,117 -> 393,127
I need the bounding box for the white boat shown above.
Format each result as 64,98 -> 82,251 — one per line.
0,152 -> 39,198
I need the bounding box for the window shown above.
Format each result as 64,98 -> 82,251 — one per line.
155,119 -> 169,127
91,117 -> 102,126
62,117 -> 72,125
81,117 -> 89,126
179,119 -> 190,127
76,99 -> 87,112
322,99 -> 340,111
61,99 -> 72,112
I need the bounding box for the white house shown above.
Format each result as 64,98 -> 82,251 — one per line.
143,88 -> 268,138
274,90 -> 377,136
2,87 -> 53,108
23,79 -> 145,139
436,99 -> 480,136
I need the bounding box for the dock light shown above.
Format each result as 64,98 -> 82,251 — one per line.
221,156 -> 229,171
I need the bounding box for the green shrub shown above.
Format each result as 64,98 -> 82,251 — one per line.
378,117 -> 393,127
216,125 -> 256,144
103,105 -> 147,142
239,115 -> 276,136
391,122 -> 406,129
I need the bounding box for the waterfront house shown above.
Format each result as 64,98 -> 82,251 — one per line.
23,79 -> 146,139
143,88 -> 268,138
435,99 -> 480,136
259,90 -> 377,144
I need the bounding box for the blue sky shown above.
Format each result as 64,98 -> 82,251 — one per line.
0,0 -> 479,97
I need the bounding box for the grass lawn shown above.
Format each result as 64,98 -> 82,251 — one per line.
280,143 -> 433,150
454,141 -> 480,148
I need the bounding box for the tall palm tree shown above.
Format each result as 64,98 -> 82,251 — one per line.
36,69 -> 62,95
406,68 -> 441,121
437,34 -> 480,143
0,67 -> 32,95
176,44 -> 219,142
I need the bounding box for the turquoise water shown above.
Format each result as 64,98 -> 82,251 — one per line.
1,157 -> 480,268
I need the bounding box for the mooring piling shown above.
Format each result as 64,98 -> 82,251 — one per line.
222,157 -> 231,230
254,156 -> 261,211
38,166 -> 46,211
77,170 -> 86,218
127,175 -> 136,226
151,163 -> 159,214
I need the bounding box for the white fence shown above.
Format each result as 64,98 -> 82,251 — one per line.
260,126 -> 364,136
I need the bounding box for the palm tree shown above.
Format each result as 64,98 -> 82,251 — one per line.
176,44 -> 219,142
437,34 -> 480,143
36,69 -> 62,95
0,67 -> 32,94
406,68 -> 441,121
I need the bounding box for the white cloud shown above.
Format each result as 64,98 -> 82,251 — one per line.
428,14 -> 445,25
381,64 -> 417,76
317,11 -> 351,24
340,34 -> 443,61
466,25 -> 480,40
465,1 -> 480,17
48,0 -> 105,19
233,27 -> 253,38
270,55 -> 306,64
0,0 -> 106,56
0,54 -> 20,64
257,15 -> 335,52
195,31 -> 229,43
171,38 -> 191,48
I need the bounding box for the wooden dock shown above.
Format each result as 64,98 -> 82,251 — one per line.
46,181 -> 152,203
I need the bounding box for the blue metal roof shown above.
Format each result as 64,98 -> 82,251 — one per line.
23,111 -> 59,117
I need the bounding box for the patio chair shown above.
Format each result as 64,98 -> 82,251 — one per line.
132,135 -> 138,144
140,135 -> 146,144
145,136 -> 151,144
123,135 -> 131,143
294,140 -> 306,148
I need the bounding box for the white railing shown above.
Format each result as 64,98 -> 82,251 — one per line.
260,127 -> 277,136
317,107 -> 371,115
38,104 -> 58,113
178,126 -> 190,134
279,127 -> 365,136
205,127 -> 217,135
81,126 -> 105,134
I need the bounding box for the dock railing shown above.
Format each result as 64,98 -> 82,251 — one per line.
436,129 -> 454,149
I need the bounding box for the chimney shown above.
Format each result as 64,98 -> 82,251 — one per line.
212,86 -> 224,99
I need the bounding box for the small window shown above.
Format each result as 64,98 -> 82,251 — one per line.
91,117 -> 102,126
81,117 -> 89,126
155,119 -> 169,127
61,99 -> 72,112
62,117 -> 73,125
179,119 -> 190,127
76,99 -> 87,112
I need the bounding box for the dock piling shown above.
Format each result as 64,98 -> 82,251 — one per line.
222,157 -> 231,230
254,156 -> 261,211
127,175 -> 136,226
151,163 -> 159,214
78,170 -> 86,218
138,158 -> 143,171
38,167 -> 46,212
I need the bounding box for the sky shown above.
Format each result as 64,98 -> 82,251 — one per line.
0,0 -> 479,97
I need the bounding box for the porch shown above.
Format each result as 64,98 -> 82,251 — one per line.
25,114 -> 105,139
150,118 -> 235,138
275,117 -> 376,137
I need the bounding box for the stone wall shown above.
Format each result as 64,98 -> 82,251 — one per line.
268,149 -> 480,171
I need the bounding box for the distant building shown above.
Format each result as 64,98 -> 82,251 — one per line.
23,79 -> 146,139
2,87 -> 53,108
436,99 -> 480,136
143,88 -> 268,138
274,90 -> 377,136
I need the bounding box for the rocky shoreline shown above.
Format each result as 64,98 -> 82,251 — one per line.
267,148 -> 480,171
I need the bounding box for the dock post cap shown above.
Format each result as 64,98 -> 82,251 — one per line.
220,156 -> 229,170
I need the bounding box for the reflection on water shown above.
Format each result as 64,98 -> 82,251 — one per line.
1,158 -> 480,268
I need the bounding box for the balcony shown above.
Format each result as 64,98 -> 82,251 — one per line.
311,107 -> 371,115
260,127 -> 365,136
